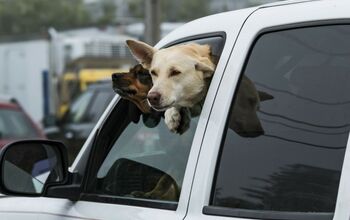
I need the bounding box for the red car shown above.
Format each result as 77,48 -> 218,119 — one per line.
0,96 -> 46,148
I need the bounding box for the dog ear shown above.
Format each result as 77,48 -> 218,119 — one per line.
258,91 -> 274,102
195,60 -> 215,78
126,40 -> 156,68
128,101 -> 141,123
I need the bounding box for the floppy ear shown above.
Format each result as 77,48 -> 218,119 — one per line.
195,60 -> 215,78
126,40 -> 156,68
258,91 -> 274,102
128,101 -> 141,123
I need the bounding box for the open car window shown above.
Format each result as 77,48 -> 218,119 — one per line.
82,35 -> 224,209
96,105 -> 196,202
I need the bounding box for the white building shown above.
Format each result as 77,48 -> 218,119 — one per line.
0,38 -> 49,123
0,27 -> 136,123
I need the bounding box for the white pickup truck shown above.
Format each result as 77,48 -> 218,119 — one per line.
1,0 -> 350,220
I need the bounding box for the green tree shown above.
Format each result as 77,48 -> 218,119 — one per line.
0,0 -> 92,36
127,0 -> 209,22
97,0 -> 117,25
128,0 -> 144,20
175,0 -> 209,21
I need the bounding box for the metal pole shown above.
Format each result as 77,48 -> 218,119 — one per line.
144,0 -> 161,45
47,27 -> 60,117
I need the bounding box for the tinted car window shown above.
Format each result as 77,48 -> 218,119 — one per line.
211,25 -> 350,218
86,90 -> 114,122
65,85 -> 114,124
65,90 -> 94,123
0,109 -> 39,138
83,36 -> 225,208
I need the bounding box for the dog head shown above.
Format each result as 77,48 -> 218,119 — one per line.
230,75 -> 273,137
112,64 -> 153,113
126,40 -> 216,111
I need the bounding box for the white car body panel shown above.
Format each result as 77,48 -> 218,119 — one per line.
1,0 -> 350,220
0,197 -> 41,220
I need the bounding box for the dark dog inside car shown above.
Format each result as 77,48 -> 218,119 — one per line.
231,75 -> 273,137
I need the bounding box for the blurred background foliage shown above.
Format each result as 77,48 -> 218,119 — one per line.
128,0 -> 210,22
0,0 -> 114,36
0,0 -> 280,36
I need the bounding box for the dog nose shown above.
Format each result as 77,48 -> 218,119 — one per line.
147,92 -> 161,106
112,73 -> 119,80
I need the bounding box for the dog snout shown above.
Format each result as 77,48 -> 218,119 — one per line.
147,92 -> 161,106
112,73 -> 120,81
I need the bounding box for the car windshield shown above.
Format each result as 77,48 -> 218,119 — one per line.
64,86 -> 114,124
65,90 -> 94,124
0,109 -> 39,139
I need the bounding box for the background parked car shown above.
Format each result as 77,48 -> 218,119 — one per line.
44,81 -> 115,164
0,95 -> 46,148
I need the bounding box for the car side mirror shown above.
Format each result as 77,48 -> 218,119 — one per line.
0,140 -> 69,196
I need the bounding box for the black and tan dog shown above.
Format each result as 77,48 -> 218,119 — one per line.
112,64 -> 153,114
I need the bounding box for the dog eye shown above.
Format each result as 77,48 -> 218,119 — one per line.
137,72 -> 149,78
150,70 -> 158,77
137,73 -> 152,83
170,69 -> 181,77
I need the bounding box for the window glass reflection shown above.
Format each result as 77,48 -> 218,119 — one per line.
212,25 -> 350,213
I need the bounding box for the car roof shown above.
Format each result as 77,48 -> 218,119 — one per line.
87,80 -> 113,90
0,103 -> 20,110
0,94 -> 17,103
258,0 -> 319,8
157,0 -> 347,48
0,95 -> 20,109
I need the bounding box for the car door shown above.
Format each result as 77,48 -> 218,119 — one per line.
30,35 -> 225,220
185,2 -> 350,220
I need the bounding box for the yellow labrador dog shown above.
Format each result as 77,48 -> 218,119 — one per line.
126,39 -> 215,133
